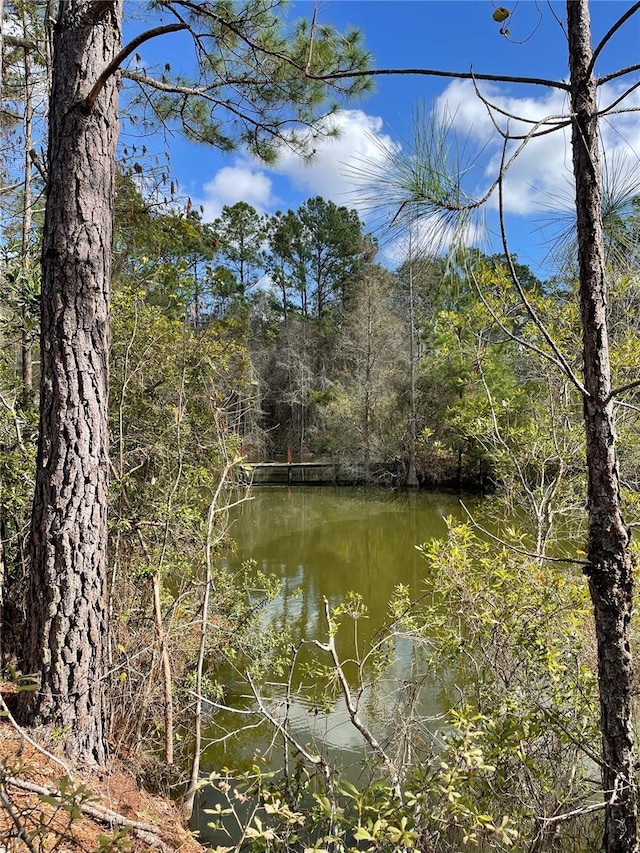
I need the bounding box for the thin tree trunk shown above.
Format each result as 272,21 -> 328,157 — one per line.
152,574 -> 174,766
185,454 -> 233,817
362,284 -> 372,480
406,228 -> 418,487
0,473 -> 4,667
0,0 -> 4,102
20,3 -> 34,394
19,0 -> 122,766
0,0 -> 5,673
280,263 -> 288,326
567,2 -> 637,850
152,353 -> 191,768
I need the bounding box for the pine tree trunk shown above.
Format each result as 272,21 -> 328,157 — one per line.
567,2 -> 637,849
19,0 -> 122,766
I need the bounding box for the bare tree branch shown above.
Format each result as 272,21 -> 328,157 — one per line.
459,501 -> 589,566
312,597 -> 400,790
82,23 -> 188,114
597,63 -> 640,87
5,777 -> 174,851
0,785 -> 37,853
589,2 -> 640,78
496,137 -> 588,395
598,80 -> 640,117
28,148 -> 47,182
0,695 -> 76,783
307,65 -> 570,91
4,33 -> 37,50
470,74 -> 571,141
467,267 -> 578,376
607,378 -> 640,403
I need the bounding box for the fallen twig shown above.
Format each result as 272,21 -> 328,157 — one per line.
6,776 -> 176,852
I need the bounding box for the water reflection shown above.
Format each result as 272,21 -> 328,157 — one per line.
227,487 -> 467,648
200,487 -> 471,769
194,487 -> 475,841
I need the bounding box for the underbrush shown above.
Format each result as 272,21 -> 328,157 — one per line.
189,522 -> 606,852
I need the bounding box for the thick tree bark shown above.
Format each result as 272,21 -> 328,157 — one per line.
0,0 -> 4,102
18,0 -> 122,766
567,2 -> 637,850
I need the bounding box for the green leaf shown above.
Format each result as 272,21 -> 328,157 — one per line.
353,827 -> 372,841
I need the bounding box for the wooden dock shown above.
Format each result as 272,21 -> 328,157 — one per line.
247,461 -> 336,484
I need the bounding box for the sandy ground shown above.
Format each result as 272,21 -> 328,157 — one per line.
0,692 -> 206,853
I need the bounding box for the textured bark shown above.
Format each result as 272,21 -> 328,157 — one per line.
567,2 -> 637,850
0,0 -> 4,102
19,0 -> 122,766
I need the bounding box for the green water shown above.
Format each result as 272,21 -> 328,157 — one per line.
192,486 -> 600,853
199,487 -> 475,772
228,485 -> 469,641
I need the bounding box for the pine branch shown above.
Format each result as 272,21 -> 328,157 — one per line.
82,23 -> 188,114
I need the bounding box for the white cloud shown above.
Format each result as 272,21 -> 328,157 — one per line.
433,79 -> 573,216
193,109 -> 399,223
433,78 -> 640,218
269,110 -> 400,210
599,82 -> 640,201
192,84 -> 639,243
197,165 -> 277,221
380,214 -> 486,268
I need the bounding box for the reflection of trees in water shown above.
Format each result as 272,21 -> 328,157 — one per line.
228,487 -> 468,653
195,491 -> 488,850
203,487 -> 471,777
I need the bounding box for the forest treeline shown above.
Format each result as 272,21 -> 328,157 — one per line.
115,173 -> 640,500
3,1 -> 640,850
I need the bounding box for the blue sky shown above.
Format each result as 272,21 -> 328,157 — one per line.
122,2 -> 640,277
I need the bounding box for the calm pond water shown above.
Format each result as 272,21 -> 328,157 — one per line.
196,487 -> 477,777
229,485 -> 470,640
190,486 -> 599,850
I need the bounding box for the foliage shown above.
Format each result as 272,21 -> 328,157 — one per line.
197,520 -> 601,851
606,272 -> 640,498
318,266 -> 406,474
2,0 -> 640,842
212,202 -> 267,305
264,198 -> 366,320
108,285 -> 263,760
121,1 -> 371,161
400,524 -> 599,849
1,166 -> 636,845
0,245 -> 40,657
114,172 -> 219,322
0,754 -> 134,853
